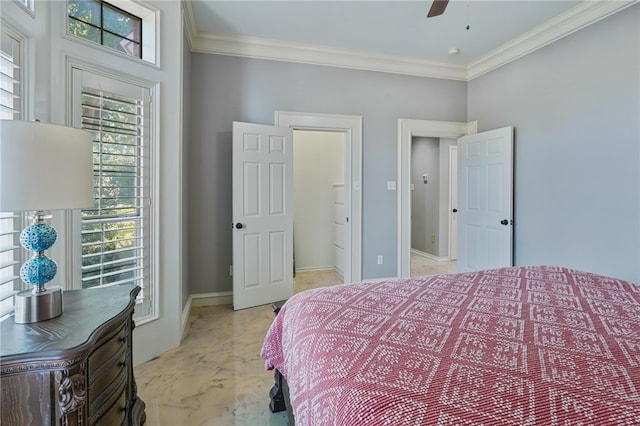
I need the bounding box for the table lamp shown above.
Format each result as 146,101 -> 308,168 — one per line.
0,120 -> 93,323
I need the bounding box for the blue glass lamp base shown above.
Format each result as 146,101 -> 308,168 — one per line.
15,211 -> 64,323
20,222 -> 57,252
14,286 -> 63,324
20,256 -> 58,286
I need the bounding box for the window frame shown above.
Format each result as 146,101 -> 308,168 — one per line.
12,0 -> 35,17
0,22 -> 28,322
65,0 -> 159,66
69,63 -> 159,324
67,0 -> 143,59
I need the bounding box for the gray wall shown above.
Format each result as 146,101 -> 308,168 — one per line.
468,4 -> 640,283
411,137 -> 440,255
188,57 -> 467,293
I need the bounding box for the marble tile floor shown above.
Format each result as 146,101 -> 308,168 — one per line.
134,269 -> 342,426
134,257 -> 453,425
410,253 -> 457,276
135,301 -> 289,426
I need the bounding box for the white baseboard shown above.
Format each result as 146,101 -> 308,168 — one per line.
295,266 -> 335,273
361,276 -> 398,283
180,296 -> 192,342
411,248 -> 450,262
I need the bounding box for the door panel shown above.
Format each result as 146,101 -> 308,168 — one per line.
457,127 -> 513,272
233,122 -> 294,310
243,233 -> 260,288
244,163 -> 260,216
466,224 -> 481,269
270,163 -> 285,214
466,166 -> 481,210
270,231 -> 286,284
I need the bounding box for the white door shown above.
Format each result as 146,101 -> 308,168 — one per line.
449,146 -> 458,260
232,122 -> 294,310
457,127 -> 513,272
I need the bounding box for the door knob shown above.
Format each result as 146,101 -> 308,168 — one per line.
452,209 -> 458,213
500,219 -> 509,225
235,223 -> 243,229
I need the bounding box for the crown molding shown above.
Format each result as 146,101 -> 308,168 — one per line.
183,0 -> 638,82
190,32 -> 468,81
182,0 -> 197,50
468,0 -> 638,80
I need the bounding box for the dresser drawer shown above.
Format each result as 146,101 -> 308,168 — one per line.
89,364 -> 128,423
89,323 -> 128,375
88,341 -> 127,405
93,385 -> 128,426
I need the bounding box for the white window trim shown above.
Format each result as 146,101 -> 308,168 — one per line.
66,57 -> 160,325
0,22 -> 28,321
63,0 -> 160,66
1,19 -> 29,119
12,0 -> 35,17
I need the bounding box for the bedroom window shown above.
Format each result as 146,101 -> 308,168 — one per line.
72,68 -> 155,320
0,26 -> 24,321
67,0 -> 142,59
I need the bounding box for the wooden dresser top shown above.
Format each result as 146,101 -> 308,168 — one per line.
1,284 -> 138,361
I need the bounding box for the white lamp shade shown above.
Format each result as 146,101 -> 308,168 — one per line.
0,120 -> 94,212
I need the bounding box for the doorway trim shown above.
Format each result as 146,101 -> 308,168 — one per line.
397,119 -> 477,278
275,111 -> 362,282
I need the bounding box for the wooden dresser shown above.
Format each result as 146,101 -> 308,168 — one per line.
1,284 -> 146,425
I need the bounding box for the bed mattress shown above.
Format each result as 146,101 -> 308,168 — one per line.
261,266 -> 640,425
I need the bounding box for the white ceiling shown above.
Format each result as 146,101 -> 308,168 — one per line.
185,1 -> 635,80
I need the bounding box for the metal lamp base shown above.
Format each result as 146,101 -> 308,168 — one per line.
14,286 -> 63,324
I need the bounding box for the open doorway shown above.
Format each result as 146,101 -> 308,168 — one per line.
276,111 -> 363,285
410,136 -> 457,277
397,118 -> 477,278
293,130 -> 345,292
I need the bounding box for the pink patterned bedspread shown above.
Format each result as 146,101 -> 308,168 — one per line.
261,266 -> 640,425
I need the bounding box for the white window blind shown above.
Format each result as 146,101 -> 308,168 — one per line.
0,29 -> 21,119
0,213 -> 21,319
78,85 -> 153,319
0,28 -> 23,320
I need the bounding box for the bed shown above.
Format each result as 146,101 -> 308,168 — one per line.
261,266 -> 640,425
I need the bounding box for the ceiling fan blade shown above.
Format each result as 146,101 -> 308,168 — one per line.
427,0 -> 449,18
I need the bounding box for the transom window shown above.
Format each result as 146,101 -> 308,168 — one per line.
67,0 -> 142,59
